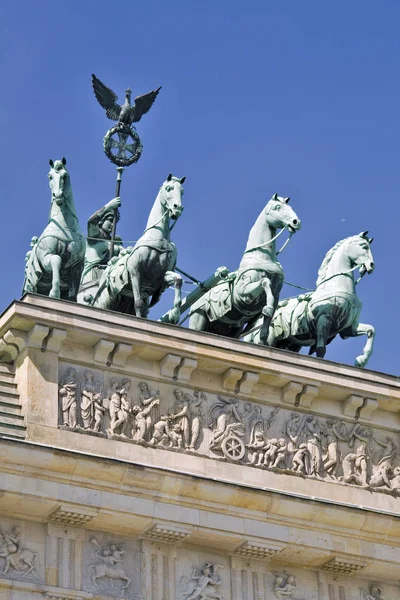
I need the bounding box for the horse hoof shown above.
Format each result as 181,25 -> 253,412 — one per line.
355,356 -> 367,368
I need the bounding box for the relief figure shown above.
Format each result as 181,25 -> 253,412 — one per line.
322,420 -> 348,479
0,525 -> 38,577
273,571 -> 298,599
180,562 -> 225,600
89,537 -> 130,591
80,370 -> 97,429
59,367 -> 77,427
132,398 -> 159,442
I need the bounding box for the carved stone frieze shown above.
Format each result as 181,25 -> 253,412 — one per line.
179,562 -> 225,600
273,571 -> 300,600
89,537 -> 131,593
360,584 -> 383,600
0,524 -> 39,578
57,363 -> 400,497
322,556 -> 368,575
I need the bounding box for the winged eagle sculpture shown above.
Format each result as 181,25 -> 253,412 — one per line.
92,74 -> 161,127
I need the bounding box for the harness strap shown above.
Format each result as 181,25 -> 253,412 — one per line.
243,228 -> 285,254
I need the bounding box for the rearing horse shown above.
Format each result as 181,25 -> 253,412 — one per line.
23,158 -> 85,300
245,232 -> 375,368
188,194 -> 301,341
92,173 -> 185,322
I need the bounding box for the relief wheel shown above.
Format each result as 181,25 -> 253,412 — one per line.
221,435 -> 245,461
103,124 -> 142,167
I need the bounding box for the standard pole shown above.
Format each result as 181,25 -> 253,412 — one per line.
109,166 -> 124,260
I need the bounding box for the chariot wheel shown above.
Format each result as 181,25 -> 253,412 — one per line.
103,124 -> 142,167
221,434 -> 245,461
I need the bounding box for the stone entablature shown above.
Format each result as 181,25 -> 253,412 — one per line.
0,296 -> 400,598
55,362 -> 400,498
1,295 -> 400,509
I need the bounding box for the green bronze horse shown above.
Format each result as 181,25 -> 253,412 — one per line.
91,174 -> 185,322
23,158 -> 85,300
244,232 -> 375,368
188,194 -> 301,341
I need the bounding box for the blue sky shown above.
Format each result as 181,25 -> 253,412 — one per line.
0,1 -> 399,374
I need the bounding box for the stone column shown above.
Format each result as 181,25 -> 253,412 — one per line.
140,540 -> 177,600
230,556 -> 267,600
46,523 -> 85,591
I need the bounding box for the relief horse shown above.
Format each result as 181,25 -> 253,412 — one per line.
23,158 -> 85,300
188,194 -> 301,342
92,174 -> 185,322
245,232 -> 375,368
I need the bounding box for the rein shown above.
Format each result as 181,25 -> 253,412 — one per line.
243,227 -> 285,254
316,265 -> 360,287
142,208 -> 169,235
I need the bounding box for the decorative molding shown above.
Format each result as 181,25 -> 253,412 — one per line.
235,540 -> 285,559
222,368 -> 243,392
342,394 -> 364,418
112,342 -> 132,367
175,357 -> 198,382
360,397 -> 379,421
0,329 -> 27,361
27,324 -> 49,348
321,556 -> 368,575
45,328 -> 67,353
48,504 -> 98,527
282,382 -> 303,405
160,353 -> 181,378
143,523 -> 192,544
298,384 -> 319,408
238,371 -> 259,395
93,339 -> 115,365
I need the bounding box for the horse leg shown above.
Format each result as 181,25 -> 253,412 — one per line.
90,566 -> 98,587
122,575 -> 131,589
342,323 -> 375,368
67,262 -> 83,302
161,271 -> 183,324
315,314 -> 333,358
259,277 -> 274,345
43,254 -> 62,299
130,272 -> 146,318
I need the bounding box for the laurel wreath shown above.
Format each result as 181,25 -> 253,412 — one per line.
103,124 -> 142,167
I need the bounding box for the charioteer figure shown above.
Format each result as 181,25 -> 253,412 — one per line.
80,197 -> 123,287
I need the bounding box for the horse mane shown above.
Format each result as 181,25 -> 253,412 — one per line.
316,236 -> 355,285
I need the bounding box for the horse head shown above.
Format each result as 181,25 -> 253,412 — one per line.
48,157 -> 71,206
347,231 -> 375,275
265,193 -> 301,233
159,173 -> 186,221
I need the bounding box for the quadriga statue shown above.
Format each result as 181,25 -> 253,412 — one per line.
88,173 -> 186,322
23,158 -> 85,300
188,194 -> 301,342
244,232 -> 375,368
